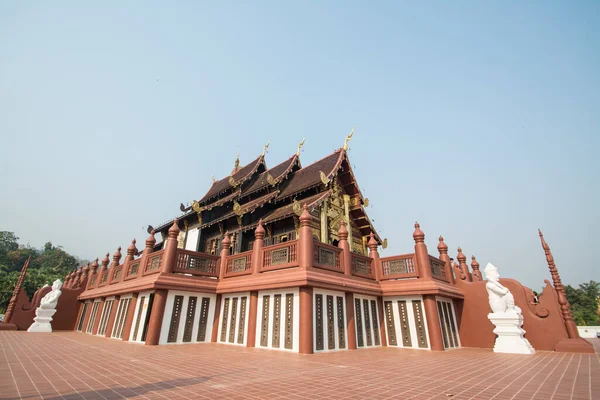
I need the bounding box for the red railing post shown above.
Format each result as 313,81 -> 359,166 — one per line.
413,222 -> 432,280
252,220 -> 265,274
337,221 -> 352,275
367,233 -> 380,280
161,219 -> 180,274
218,232 -> 231,279
437,236 -> 455,284
299,205 -> 314,269
137,230 -> 156,278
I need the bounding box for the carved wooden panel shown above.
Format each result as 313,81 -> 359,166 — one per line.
445,302 -> 459,347
196,297 -> 210,342
131,297 -> 144,340
271,248 -> 290,265
437,301 -> 449,349
183,297 -> 197,343
326,295 -> 335,350
77,303 -> 89,331
167,296 -> 184,343
398,300 -> 412,347
220,298 -> 230,342
336,296 -> 345,349
355,298 -> 364,347
318,248 -> 336,266
387,259 -> 409,274
284,294 -> 294,350
353,258 -> 370,275
148,255 -> 161,271
231,257 -> 247,272
228,298 -> 238,343
260,295 -> 270,347
363,299 -> 372,346
237,297 -> 247,344
129,262 -> 140,276
187,257 -> 208,271
384,301 -> 397,346
412,300 -> 428,348
315,294 -> 324,351
370,300 -> 380,346
272,294 -> 282,348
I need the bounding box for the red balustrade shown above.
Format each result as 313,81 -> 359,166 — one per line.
261,240 -> 299,272
224,250 -> 253,277
143,249 -> 165,276
429,255 -> 449,282
173,249 -> 220,278
313,241 -> 343,273
351,252 -> 375,279
380,254 -> 419,280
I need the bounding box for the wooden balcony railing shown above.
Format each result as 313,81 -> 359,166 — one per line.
143,249 -> 165,276
224,250 -> 253,277
380,254 -> 418,280
261,240 -> 299,272
429,255 -> 449,282
174,249 -> 220,278
351,252 -> 375,279
313,241 -> 343,273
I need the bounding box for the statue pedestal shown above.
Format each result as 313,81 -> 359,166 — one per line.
27,308 -> 57,333
488,312 -> 535,354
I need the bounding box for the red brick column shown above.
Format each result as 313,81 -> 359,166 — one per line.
121,293 -> 139,342
211,294 -> 222,342
299,286 -> 313,354
246,291 -> 259,347
91,300 -> 105,335
145,289 -> 168,345
423,295 -> 444,351
104,295 -> 121,338
345,292 -> 357,350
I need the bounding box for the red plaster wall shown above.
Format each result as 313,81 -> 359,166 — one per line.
456,275 -> 568,351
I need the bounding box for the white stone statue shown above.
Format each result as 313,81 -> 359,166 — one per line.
28,279 -> 63,333
484,263 -> 534,354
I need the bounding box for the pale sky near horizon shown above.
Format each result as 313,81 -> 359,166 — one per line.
0,2 -> 598,288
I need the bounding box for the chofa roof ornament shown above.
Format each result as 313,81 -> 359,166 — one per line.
296,137 -> 306,156
343,127 -> 354,151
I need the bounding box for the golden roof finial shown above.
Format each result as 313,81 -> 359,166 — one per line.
234,153 -> 240,169
262,140 -> 271,157
211,175 -> 215,184
296,137 -> 306,156
343,127 -> 355,151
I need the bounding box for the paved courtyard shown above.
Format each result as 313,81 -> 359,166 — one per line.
0,332 -> 598,400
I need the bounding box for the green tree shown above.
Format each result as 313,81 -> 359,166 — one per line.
565,280 -> 600,326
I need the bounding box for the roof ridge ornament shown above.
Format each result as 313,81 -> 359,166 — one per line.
262,140 -> 271,157
234,153 -> 240,170
343,127 -> 355,151
319,170 -> 331,185
212,175 -> 215,184
296,137 -> 306,156
267,173 -> 276,186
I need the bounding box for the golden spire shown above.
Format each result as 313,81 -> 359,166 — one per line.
234,153 -> 240,170
211,175 -> 215,184
343,127 -> 355,151
296,137 -> 306,156
262,140 -> 271,157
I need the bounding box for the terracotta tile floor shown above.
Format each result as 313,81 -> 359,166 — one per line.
0,332 -> 598,400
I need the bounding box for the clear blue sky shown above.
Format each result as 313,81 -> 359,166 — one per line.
1,2 -> 598,288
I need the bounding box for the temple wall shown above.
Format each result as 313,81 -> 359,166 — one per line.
256,288 -> 299,352
456,276 -> 569,351
159,290 -> 217,345
313,288 -> 347,352
353,294 -> 382,348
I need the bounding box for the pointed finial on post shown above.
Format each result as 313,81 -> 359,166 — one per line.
262,140 -> 271,157
299,204 -> 313,226
437,236 -> 448,255
168,218 -> 180,238
90,258 -> 99,274
338,220 -> 349,241
538,229 -> 579,339
146,230 -> 156,249
343,127 -> 355,151
413,222 -> 425,243
255,219 -> 265,240
296,138 -> 306,156
471,256 -> 482,281
127,239 -> 138,258
457,247 -> 471,281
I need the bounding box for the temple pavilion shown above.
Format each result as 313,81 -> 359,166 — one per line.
65,133 -> 465,354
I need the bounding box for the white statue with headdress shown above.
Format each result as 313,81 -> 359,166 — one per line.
28,279 -> 63,333
484,263 -> 534,354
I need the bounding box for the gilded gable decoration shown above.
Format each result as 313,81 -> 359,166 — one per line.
296,138 -> 306,156
364,198 -> 369,207
229,176 -> 237,187
267,173 -> 276,186
233,201 -> 243,216
293,199 -> 302,216
343,127 -> 354,151
320,171 -> 330,185
262,140 -> 271,157
382,238 -> 388,249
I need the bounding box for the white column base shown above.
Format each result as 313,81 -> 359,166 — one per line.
488,312 -> 535,354
27,308 -> 57,333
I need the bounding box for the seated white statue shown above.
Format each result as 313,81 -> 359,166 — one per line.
40,280 -> 63,310
485,263 -> 521,314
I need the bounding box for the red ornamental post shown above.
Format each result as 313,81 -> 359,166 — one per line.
298,205 -> 314,269
162,219 -> 180,274
251,220 -> 265,274
338,221 -> 351,275
413,222 -> 432,279
367,233 -> 381,280
471,256 -> 482,281
437,236 -> 455,284
457,247 -> 471,282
